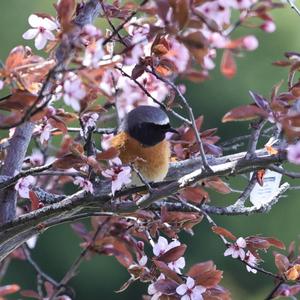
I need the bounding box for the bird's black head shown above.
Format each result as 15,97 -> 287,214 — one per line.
121,106 -> 177,147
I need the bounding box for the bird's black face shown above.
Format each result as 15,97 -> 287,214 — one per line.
129,122 -> 173,147
121,105 -> 177,147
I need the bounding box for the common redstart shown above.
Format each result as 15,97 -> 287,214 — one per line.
111,105 -> 177,184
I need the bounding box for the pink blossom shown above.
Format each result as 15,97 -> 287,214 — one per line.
82,24 -> 101,37
74,176 -> 94,193
201,27 -> 227,48
0,80 -> 4,90
197,1 -> 231,26
148,274 -> 165,300
202,49 -> 216,70
260,21 -> 276,33
242,35 -> 259,51
23,14 -> 58,50
40,123 -> 53,144
287,141 -> 300,165
15,175 -> 36,198
29,149 -> 44,166
83,39 -> 105,68
176,277 -> 206,300
231,0 -> 254,10
63,77 -> 86,111
101,158 -> 132,195
81,113 -> 98,136
224,237 -> 247,260
101,133 -> 114,150
138,255 -> 148,267
244,251 -> 258,273
153,236 -> 186,274
115,69 -> 169,118
163,38 -> 190,73
26,235 -> 38,249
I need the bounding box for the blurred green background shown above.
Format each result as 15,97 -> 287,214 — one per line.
1,1 -> 300,299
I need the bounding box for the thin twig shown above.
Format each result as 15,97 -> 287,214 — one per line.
102,0 -> 149,46
114,66 -> 191,125
49,222 -> 105,300
287,0 -> 300,17
147,69 -> 210,169
23,245 -> 59,287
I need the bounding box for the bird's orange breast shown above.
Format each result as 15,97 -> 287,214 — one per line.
111,132 -> 170,183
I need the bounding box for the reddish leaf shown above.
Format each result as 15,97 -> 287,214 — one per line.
170,0 -> 189,29
29,191 -> 40,211
264,237 -> 286,250
153,260 -> 183,284
187,261 -> 223,288
205,177 -> 231,194
285,265 -> 300,281
154,279 -> 178,295
96,147 -> 119,160
53,154 -> 85,169
180,186 -> 208,204
256,169 -> 266,186
0,284 -> 20,296
187,261 -> 215,277
56,0 -> 76,29
157,244 -> 187,263
212,226 -> 236,241
48,117 -> 68,134
195,270 -> 223,288
131,64 -> 145,79
222,104 -> 267,122
20,290 -> 40,299
180,31 -> 207,49
274,253 -> 290,273
221,50 -> 236,79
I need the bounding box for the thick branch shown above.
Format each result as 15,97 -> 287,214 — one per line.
0,149 -> 286,262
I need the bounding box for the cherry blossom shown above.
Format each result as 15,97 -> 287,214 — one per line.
162,38 -> 190,73
138,255 -> 148,267
74,176 -> 94,193
101,158 -> 132,195
176,277 -> 206,300
101,133 -> 114,150
26,235 -> 38,249
287,141 -> 300,165
15,175 -> 36,199
63,77 -> 86,111
83,39 -> 105,68
81,113 -> 99,136
197,1 -> 231,27
260,21 -> 276,33
244,251 -> 258,273
224,237 -> 247,260
153,236 -> 186,274
242,36 -> 259,51
148,274 -> 165,300
39,123 -> 53,144
28,149 -> 44,166
82,24 -> 101,38
0,80 -> 4,90
231,0 -> 254,10
23,14 -> 58,50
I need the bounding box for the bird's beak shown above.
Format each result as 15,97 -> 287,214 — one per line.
168,127 -> 179,135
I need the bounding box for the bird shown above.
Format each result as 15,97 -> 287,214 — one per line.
111,105 -> 177,184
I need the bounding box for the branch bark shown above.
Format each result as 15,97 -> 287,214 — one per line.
0,148 -> 286,262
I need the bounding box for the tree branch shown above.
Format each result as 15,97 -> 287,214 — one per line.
0,148 -> 286,262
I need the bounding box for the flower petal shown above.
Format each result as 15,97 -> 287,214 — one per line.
28,14 -> 41,27
23,28 -> 38,40
35,33 -> 47,50
176,284 -> 188,296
